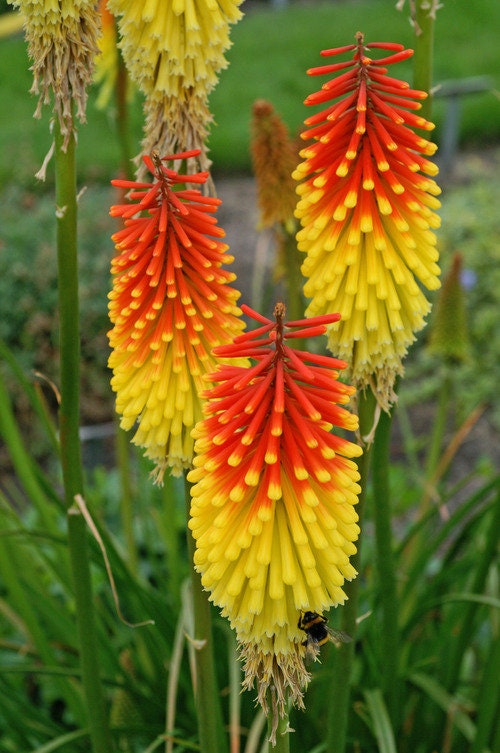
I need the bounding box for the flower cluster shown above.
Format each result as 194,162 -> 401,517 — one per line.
11,0 -> 100,147
107,0 -> 244,168
189,303 -> 361,720
294,33 -> 441,408
108,150 -> 245,480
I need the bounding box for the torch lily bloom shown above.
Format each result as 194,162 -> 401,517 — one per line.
11,0 -> 100,148
251,100 -> 299,233
108,0 -> 243,169
188,303 -> 361,724
294,33 -> 441,409
108,149 -> 245,480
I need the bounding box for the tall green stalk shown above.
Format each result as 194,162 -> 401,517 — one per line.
184,473 -> 228,753
326,389 -> 375,753
54,122 -> 112,753
413,0 -> 437,121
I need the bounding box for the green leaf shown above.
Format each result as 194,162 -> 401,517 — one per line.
31,728 -> 89,753
408,672 -> 476,742
363,688 -> 397,753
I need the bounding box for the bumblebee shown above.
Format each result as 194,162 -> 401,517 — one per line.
298,611 -> 351,660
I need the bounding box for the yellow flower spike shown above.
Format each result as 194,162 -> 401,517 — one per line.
108,150 -> 245,481
11,0 -> 100,148
296,34 -> 442,409
108,0 -> 243,168
188,302 -> 361,731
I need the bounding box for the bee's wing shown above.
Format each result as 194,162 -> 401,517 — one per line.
327,627 -> 352,645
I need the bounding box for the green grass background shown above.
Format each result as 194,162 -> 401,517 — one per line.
0,0 -> 499,181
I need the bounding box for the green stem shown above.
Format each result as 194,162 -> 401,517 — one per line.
161,473 -> 182,611
55,126 -> 84,504
184,472 -> 228,753
371,408 -> 400,723
326,389 -> 376,753
413,0 -> 437,120
267,703 -> 290,753
421,369 -> 452,509
67,505 -> 113,750
55,123 -> 112,753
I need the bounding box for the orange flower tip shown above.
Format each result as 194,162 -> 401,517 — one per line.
303,488 -> 320,506
421,140 -> 438,155
377,161 -> 390,172
336,164 -> 349,178
320,42 -> 357,57
294,467 -> 309,480
378,198 -> 392,215
265,451 -> 278,464
229,486 -> 246,502
320,446 -> 336,460
362,178 -> 375,190
312,175 -> 326,189
244,470 -> 260,486
347,444 -> 363,458
268,482 -> 282,500
345,190 -> 357,207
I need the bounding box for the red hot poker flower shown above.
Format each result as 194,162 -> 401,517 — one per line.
294,34 -> 441,409
108,150 -> 245,480
188,302 -> 362,717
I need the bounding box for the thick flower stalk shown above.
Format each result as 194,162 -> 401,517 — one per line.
107,0 -> 243,171
108,149 -> 245,480
9,0 -> 100,148
188,303 -> 362,730
294,33 -> 441,409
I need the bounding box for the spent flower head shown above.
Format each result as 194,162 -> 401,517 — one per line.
108,149 -> 245,480
294,33 -> 441,409
11,0 -> 101,148
108,0 -> 244,171
188,303 -> 361,733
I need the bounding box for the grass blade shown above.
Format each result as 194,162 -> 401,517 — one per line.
363,688 -> 397,753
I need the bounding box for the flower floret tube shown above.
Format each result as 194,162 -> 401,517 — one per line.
294,33 -> 441,409
188,303 -> 361,714
108,150 -> 245,480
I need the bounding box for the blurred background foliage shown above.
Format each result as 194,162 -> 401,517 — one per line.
0,0 -> 499,182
